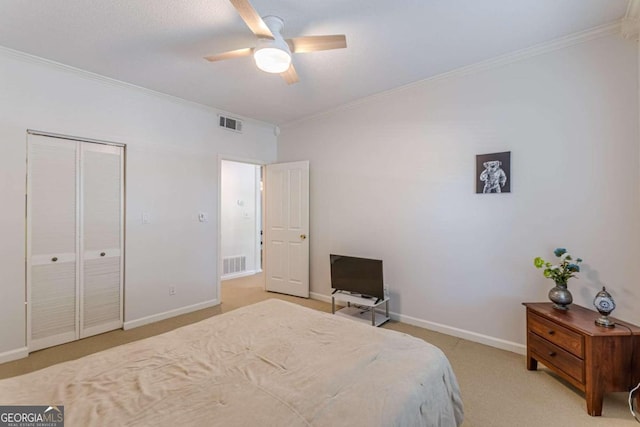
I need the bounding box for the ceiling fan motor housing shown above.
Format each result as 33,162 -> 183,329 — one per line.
253,16 -> 291,73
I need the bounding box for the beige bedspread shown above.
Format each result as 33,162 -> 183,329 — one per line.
0,299 -> 463,426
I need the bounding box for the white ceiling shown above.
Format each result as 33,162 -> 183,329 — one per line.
0,0 -> 630,125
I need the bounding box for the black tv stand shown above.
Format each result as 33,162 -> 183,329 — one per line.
331,290 -> 390,327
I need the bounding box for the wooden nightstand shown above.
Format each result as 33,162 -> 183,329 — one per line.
523,302 -> 640,416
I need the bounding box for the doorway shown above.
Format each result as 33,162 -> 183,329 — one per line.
218,158 -> 310,302
220,160 -> 263,282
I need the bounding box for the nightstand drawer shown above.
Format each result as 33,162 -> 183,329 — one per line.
528,312 -> 584,358
528,332 -> 584,383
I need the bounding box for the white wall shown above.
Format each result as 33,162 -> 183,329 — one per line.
278,32 -> 639,351
221,160 -> 260,277
0,48 -> 277,361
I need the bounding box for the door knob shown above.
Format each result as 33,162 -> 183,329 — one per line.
300,234 -> 307,240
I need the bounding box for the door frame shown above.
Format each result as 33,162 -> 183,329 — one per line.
216,155 -> 266,300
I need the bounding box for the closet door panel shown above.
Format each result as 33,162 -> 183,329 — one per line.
28,136 -> 78,351
82,145 -> 122,251
29,138 -> 77,256
30,261 -> 77,350
82,256 -> 121,334
81,144 -> 123,337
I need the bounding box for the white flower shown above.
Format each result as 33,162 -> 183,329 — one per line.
560,253 -> 571,261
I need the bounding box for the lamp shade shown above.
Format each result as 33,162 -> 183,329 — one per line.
254,47 -> 291,73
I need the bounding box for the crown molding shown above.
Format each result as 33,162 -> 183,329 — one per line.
0,45 -> 276,129
282,21 -> 623,128
622,0 -> 640,40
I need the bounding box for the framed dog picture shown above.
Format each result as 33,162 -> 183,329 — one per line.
476,151 -> 511,194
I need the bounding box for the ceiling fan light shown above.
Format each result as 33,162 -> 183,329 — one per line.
254,47 -> 291,73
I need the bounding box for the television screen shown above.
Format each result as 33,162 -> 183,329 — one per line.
330,254 -> 384,300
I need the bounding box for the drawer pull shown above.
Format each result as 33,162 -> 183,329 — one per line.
547,330 -> 555,335
100,252 -> 106,257
548,351 -> 557,357
51,257 -> 58,262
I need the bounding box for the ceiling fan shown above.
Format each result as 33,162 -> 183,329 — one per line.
204,0 -> 347,84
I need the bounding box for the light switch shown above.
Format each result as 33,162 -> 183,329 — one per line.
142,212 -> 151,224
198,212 -> 208,222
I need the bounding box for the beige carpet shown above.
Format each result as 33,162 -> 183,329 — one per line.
0,274 -> 637,426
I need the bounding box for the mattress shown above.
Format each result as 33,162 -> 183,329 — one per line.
0,299 -> 463,426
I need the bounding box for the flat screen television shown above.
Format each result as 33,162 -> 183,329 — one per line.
330,254 -> 384,300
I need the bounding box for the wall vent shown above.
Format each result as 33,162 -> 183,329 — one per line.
223,255 -> 247,275
219,115 -> 243,133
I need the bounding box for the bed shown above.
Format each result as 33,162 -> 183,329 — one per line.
0,299 -> 463,426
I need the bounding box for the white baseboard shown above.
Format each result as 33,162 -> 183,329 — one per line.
309,292 -> 525,355
310,292 -> 332,303
123,299 -> 220,330
393,312 -> 526,355
221,270 -> 258,281
0,347 -> 29,364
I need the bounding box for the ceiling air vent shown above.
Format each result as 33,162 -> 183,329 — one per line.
219,115 -> 243,133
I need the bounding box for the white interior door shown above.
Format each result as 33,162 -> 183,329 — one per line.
264,161 -> 309,297
80,143 -> 124,338
27,135 -> 79,351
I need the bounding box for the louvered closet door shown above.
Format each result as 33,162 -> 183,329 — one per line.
28,136 -> 79,351
80,143 -> 123,338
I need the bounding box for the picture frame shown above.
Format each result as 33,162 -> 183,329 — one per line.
476,151 -> 511,194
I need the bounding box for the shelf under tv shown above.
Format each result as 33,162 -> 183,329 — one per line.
331,290 -> 390,327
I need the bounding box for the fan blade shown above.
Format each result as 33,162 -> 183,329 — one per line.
286,35 -> 347,53
204,47 -> 253,62
281,64 -> 299,85
229,0 -> 274,39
